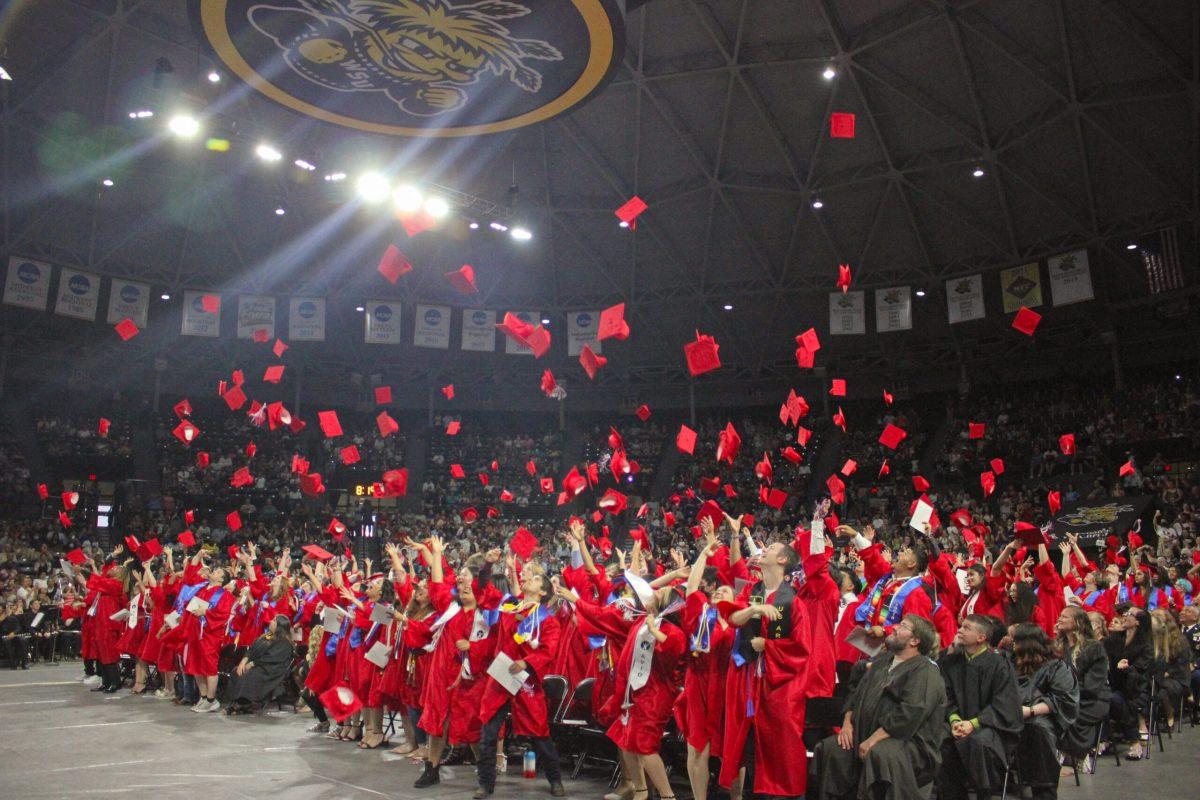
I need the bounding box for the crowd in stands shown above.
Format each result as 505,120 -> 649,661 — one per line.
37,410 -> 135,474
0,423 -> 31,505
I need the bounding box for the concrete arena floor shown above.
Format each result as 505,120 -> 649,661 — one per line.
1,665 -> 1198,800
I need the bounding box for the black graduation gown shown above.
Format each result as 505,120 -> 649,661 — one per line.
1060,642 -> 1111,757
1016,658 -> 1079,787
938,648 -> 1023,795
224,633 -> 294,705
813,652 -> 947,800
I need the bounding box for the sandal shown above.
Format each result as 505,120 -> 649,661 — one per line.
308,721 -> 330,734
390,744 -> 417,756
341,723 -> 364,742
326,725 -> 347,740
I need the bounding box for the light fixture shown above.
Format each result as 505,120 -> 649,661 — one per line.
294,159 -> 316,171
1126,243 -> 1138,250
356,172 -> 390,203
128,109 -> 154,119
274,207 -> 286,216
207,71 -> 221,83
541,318 -> 551,325
160,293 -> 171,301
619,220 -> 630,228
490,221 -> 509,232
355,305 -> 365,312
510,226 -> 532,241
1175,374 -> 1182,381
0,65 -> 11,81
822,65 -> 837,80
468,221 -> 479,230
255,143 -> 282,162
915,289 -> 926,297
168,114 -> 200,138
101,178 -> 114,187
392,184 -> 423,213
205,138 -> 230,152
425,196 -> 450,218
811,198 -> 824,209
723,304 -> 733,311
972,166 -> 986,178
324,172 -> 347,182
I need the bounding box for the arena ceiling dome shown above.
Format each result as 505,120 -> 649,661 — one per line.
0,0 -> 1196,403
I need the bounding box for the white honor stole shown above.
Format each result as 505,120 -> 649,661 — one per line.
621,618 -> 658,723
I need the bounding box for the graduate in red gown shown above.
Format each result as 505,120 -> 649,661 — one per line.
181,551 -> 235,712
140,551 -> 181,699
84,555 -> 129,694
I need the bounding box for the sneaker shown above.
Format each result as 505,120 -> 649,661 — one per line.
473,787 -> 493,799
191,699 -> 212,713
206,700 -> 221,714
550,782 -> 566,797
153,689 -> 169,699
82,674 -> 102,687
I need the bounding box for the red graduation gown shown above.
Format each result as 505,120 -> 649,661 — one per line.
603,617 -> 686,755
478,604 -> 562,736
676,591 -> 734,756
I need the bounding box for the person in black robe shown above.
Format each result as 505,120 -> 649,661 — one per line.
1103,604 -> 1152,758
1148,608 -> 1190,728
813,615 -> 947,800
223,614 -> 296,715
1011,623 -> 1078,800
937,614 -> 1022,800
1054,606 -> 1111,759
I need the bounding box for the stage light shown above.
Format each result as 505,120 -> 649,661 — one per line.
207,71 -> 221,83
1126,243 -> 1138,250
972,166 -> 986,178
324,172 -> 347,182
425,196 -> 450,218
915,289 -> 926,297
723,304 -> 733,311
205,138 -> 230,152
619,220 -> 630,228
356,172 -> 390,203
541,318 -> 551,325
510,226 -> 532,241
275,207 -> 286,216
160,293 -> 171,301
392,184 -> 423,212
355,305 -> 365,312
468,221 -> 479,230
294,159 -> 316,171
129,110 -> 154,119
490,221 -> 508,232
811,198 -> 824,209
168,114 -> 200,138
0,65 -> 11,81
1176,374 -> 1182,381
822,65 -> 837,80
256,143 -> 283,162
101,178 -> 114,187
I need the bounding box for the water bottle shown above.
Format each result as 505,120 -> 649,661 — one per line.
523,748 -> 537,779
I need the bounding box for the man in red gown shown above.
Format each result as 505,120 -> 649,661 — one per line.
181,560 -> 234,713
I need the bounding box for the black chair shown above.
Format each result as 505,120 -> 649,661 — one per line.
559,679 -> 619,782
542,674 -> 569,726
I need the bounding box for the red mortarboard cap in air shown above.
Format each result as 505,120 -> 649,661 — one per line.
445,420 -> 460,436
139,538 -> 164,560
586,462 -> 599,486
723,484 -> 738,499
446,264 -> 478,294
491,460 -> 500,472
832,407 -> 846,432
969,422 -> 986,439
61,491 -> 79,511
696,499 -> 723,529
479,473 -> 490,486
526,325 -> 551,358
399,207 -> 435,237
374,386 -> 392,405
579,345 -> 607,379
635,404 -> 651,421
684,331 -> 721,377
376,411 -> 399,438
201,294 -> 220,314
36,483 -> 49,500
950,508 -> 973,528
173,420 -> 200,446
510,527 -> 538,560
497,312 -> 536,343
615,195 -> 647,229
598,303 -> 630,341
57,510 -> 72,528
830,112 -> 856,138
500,489 -> 514,502
563,466 -> 588,496
252,328 -> 269,343
441,384 -> 454,400
66,547 -> 87,565
178,530 -> 196,547
184,509 -> 195,524
826,474 -> 846,504
1119,459 -> 1136,477
328,518 -> 347,539
797,426 -> 813,446
913,475 -> 930,492
980,470 -> 996,497
609,449 -> 630,480
273,338 -> 288,358
717,422 -> 742,464
230,466 -> 253,488
676,424 -> 697,455
460,507 -> 479,523
765,488 -> 788,510
830,378 -> 846,397
382,468 -> 408,497
339,445 -> 360,465
263,365 -> 285,384
114,318 -> 139,341
883,389 -> 894,405
291,454 -> 310,474
700,476 -> 721,495
1059,434 -> 1075,456
1047,491 -> 1062,515
266,401 -> 291,430
755,452 -> 774,484
1012,306 -> 1041,336
226,511 -> 243,531
1014,521 -> 1046,547
526,460 -> 537,476
795,346 -> 815,369
318,410 -> 342,438
299,543 -> 333,563
539,476 -> 554,494
98,418 -> 110,436
231,370 -> 245,387
878,459 -> 891,478
990,458 -> 1005,475
485,507 -> 499,519
837,264 -> 852,293
450,464 -> 466,479
173,399 -> 192,418
378,244 -> 413,284
599,488 -> 627,515
221,384 -> 247,412
879,423 -> 907,450
318,685 -> 363,724
193,453 -> 208,471
797,327 -> 821,354
662,511 -> 676,528
783,447 -> 803,464
841,459 -> 857,477
540,370 -> 557,397
300,472 -> 325,497
227,544 -> 241,560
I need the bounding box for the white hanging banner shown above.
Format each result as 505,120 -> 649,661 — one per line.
504,310 -> 540,355
54,268 -> 101,321
1047,249 -> 1094,307
288,297 -> 325,341
237,295 -> 276,339
567,310 -> 601,356
364,300 -> 402,345
107,279 -> 150,328
414,304 -> 451,349
829,291 -> 866,335
3,257 -> 52,310
461,309 -> 496,352
945,274 -> 985,324
181,291 -> 220,337
874,286 -> 912,333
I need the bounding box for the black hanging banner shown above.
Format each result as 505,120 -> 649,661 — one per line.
1051,495 -> 1154,548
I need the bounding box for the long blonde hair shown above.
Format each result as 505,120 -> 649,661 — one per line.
1150,608 -> 1183,662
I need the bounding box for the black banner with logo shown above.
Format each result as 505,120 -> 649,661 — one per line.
1051,495 -> 1154,548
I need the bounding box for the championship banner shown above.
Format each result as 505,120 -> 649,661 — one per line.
829,291 -> 866,335
1051,495 -> 1153,548
413,304 -> 451,349
874,287 -> 912,333
567,310 -> 601,356
505,311 -> 541,355
364,300 -> 402,345
1000,262 -> 1042,313
237,295 -> 276,339
1047,249 -> 1094,307
3,257 -> 52,310
181,291 -> 221,337
54,268 -> 101,321
946,274 -> 984,324
288,297 -> 325,341
461,309 -> 496,352
107,279 -> 150,328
